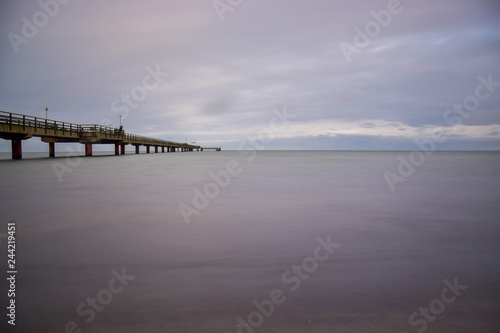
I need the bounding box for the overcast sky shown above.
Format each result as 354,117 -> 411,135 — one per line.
1,0 -> 499,151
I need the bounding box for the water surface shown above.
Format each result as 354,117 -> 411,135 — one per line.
1,151 -> 499,332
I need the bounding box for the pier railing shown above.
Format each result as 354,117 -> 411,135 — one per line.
0,110 -> 82,134
0,110 -> 190,146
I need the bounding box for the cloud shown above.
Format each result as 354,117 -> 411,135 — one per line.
0,0 -> 499,152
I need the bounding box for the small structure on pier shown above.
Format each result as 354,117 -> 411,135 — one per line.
200,147 -> 222,151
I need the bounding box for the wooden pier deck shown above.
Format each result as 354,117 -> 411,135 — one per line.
0,111 -> 218,159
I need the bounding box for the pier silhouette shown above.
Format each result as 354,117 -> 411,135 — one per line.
0,111 -> 220,159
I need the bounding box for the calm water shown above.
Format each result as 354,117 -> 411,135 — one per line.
1,151 -> 499,332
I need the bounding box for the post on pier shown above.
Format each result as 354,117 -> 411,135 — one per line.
121,144 -> 126,155
85,143 -> 93,156
49,142 -> 55,157
135,145 -> 140,154
162,146 -> 165,153
11,139 -> 22,160
155,146 -> 158,153
115,144 -> 120,155
146,146 -> 150,153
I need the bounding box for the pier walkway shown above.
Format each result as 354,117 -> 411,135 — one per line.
0,111 -> 220,159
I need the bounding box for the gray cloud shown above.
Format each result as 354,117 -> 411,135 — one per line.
1,0 -> 499,151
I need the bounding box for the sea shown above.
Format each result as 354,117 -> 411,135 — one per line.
0,150 -> 499,333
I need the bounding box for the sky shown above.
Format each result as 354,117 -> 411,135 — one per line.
1,0 -> 500,151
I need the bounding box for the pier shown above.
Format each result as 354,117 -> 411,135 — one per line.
201,147 -> 222,151
0,111 -> 220,159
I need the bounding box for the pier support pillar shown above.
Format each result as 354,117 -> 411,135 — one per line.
155,146 -> 158,153
49,142 -> 55,157
115,144 -> 120,155
146,146 -> 150,153
11,139 -> 22,160
135,146 -> 140,154
85,143 -> 93,156
121,144 -> 126,155
162,146 -> 165,153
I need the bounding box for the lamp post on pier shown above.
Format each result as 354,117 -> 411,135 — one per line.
45,105 -> 48,119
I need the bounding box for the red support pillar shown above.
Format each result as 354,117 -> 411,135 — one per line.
115,144 -> 120,155
121,144 -> 125,155
146,146 -> 150,153
155,146 -> 158,153
85,143 -> 93,156
11,139 -> 22,160
135,145 -> 140,154
49,142 -> 55,157
162,146 -> 165,153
